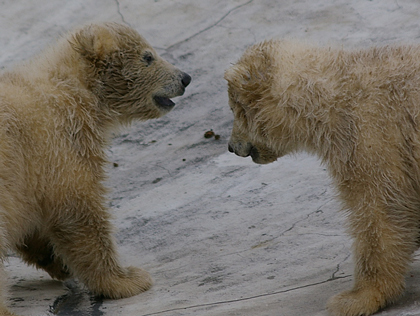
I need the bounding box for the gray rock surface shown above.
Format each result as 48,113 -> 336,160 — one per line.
3,1 -> 420,315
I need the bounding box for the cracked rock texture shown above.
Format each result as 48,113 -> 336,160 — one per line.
3,0 -> 420,315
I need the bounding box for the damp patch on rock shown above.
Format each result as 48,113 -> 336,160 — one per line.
50,280 -> 104,316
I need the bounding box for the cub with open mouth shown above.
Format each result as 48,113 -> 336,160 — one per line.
0,22 -> 190,316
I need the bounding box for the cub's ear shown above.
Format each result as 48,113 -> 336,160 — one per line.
69,24 -> 118,61
224,64 -> 251,89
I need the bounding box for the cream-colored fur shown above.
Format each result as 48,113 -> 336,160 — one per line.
225,40 -> 420,316
0,22 -> 191,316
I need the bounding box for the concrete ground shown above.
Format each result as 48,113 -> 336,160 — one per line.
2,0 -> 420,315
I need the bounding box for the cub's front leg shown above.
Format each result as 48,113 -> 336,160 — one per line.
327,197 -> 418,316
16,231 -> 70,281
49,197 -> 152,298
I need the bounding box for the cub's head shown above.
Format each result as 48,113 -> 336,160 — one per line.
225,40 -> 292,164
69,22 -> 191,122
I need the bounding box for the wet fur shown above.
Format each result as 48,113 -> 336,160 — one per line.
226,40 -> 420,316
0,22 -> 190,316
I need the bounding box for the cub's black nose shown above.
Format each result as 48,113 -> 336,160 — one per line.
181,72 -> 192,87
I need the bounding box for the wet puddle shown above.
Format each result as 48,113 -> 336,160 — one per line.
50,281 -> 104,316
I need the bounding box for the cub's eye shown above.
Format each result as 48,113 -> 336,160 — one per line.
143,52 -> 154,65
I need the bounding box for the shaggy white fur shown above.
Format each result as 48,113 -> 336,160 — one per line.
226,39 -> 420,316
0,22 -> 190,316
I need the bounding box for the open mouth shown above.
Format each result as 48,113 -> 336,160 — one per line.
154,95 -> 175,110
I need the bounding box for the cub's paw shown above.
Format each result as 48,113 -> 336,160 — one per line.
327,289 -> 385,316
97,266 -> 153,299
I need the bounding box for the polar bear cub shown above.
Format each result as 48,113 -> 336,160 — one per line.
0,22 -> 190,316
226,39 -> 420,316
